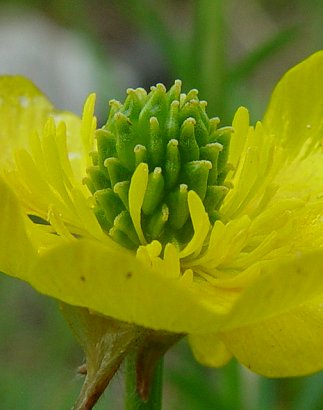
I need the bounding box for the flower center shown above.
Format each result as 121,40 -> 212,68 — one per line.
85,81 -> 232,249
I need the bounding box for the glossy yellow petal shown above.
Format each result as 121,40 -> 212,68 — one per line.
221,250 -> 323,331
27,239 -> 229,334
0,76 -> 53,161
266,151 -> 323,251
221,300 -> 323,376
0,75 -> 83,177
188,334 -> 232,367
0,177 -> 36,278
263,51 -> 323,158
274,151 -> 323,202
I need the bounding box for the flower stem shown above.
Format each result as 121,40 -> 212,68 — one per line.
125,351 -> 164,410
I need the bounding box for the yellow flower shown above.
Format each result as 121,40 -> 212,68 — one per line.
0,51 -> 323,390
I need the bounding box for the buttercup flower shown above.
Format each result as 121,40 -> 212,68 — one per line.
0,52 -> 323,406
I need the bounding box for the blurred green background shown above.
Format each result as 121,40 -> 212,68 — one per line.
0,0 -> 322,409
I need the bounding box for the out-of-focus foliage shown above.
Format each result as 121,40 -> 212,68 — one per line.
0,0 -> 322,409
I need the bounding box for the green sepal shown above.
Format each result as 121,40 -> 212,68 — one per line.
132,331 -> 183,403
60,303 -> 143,410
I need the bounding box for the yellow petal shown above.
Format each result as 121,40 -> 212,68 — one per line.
27,239 -> 228,334
0,75 -> 83,177
0,177 -> 36,278
221,300 -> 323,376
266,150 -> 323,252
274,151 -> 323,203
221,250 -> 323,331
218,249 -> 323,376
263,51 -> 323,159
0,76 -> 53,161
188,334 -> 232,367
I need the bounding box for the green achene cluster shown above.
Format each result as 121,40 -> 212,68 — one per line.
85,80 -> 232,249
